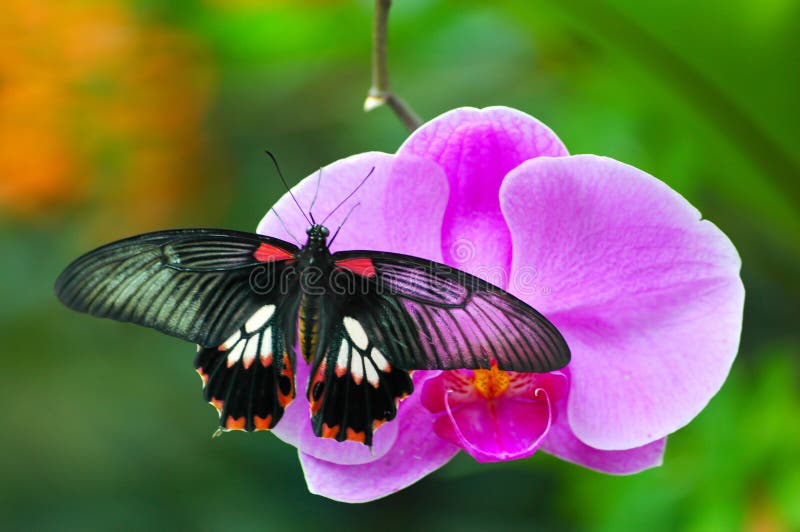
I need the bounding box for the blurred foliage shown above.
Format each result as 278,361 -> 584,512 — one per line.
1,0 -> 798,529
0,0 -> 218,235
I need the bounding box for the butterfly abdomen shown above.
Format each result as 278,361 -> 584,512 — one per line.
299,293 -> 321,363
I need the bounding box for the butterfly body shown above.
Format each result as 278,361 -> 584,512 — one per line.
296,225 -> 334,362
56,222 -> 570,446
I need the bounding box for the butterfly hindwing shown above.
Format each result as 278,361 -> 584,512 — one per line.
195,300 -> 299,431
333,251 -> 571,373
54,229 -> 299,348
308,308 -> 413,445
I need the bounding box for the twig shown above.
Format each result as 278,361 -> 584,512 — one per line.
364,0 -> 422,131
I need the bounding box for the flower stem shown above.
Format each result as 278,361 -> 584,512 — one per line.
364,0 -> 422,131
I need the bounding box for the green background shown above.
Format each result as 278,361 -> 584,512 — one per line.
2,0 -> 798,529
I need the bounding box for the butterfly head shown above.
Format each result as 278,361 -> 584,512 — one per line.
305,224 -> 330,249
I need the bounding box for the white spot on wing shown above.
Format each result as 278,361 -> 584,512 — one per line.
242,336 -> 258,368
336,341 -> 349,371
364,358 -> 379,387
221,330 -> 240,350
227,339 -> 245,367
245,305 -> 275,333
259,328 -> 273,366
343,317 -> 369,350
260,327 -> 273,355
351,353 -> 364,384
370,348 -> 390,371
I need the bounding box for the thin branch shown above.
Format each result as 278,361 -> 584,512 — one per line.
364,0 -> 422,131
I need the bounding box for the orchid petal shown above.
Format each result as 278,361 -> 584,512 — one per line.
501,154 -> 744,450
541,412 -> 666,474
257,152 -> 449,260
398,107 -> 567,282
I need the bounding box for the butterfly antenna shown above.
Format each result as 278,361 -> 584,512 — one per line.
321,166 -> 375,225
271,208 -> 302,245
328,202 -> 361,246
308,167 -> 323,224
264,150 -> 311,225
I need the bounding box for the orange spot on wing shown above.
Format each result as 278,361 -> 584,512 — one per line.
321,423 -> 340,439
210,398 -> 224,412
346,428 -> 366,443
196,368 -> 209,386
225,416 -> 246,430
278,394 -> 293,408
308,361 -> 326,414
277,352 -> 295,408
336,257 -> 376,277
260,352 -> 273,367
254,415 -> 273,430
372,419 -> 386,431
254,242 -> 294,262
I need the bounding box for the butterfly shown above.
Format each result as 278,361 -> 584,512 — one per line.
55,165 -> 570,446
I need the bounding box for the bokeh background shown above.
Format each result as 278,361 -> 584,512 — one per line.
2,0 -> 798,529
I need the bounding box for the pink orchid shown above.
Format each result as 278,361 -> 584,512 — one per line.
256,107 -> 744,502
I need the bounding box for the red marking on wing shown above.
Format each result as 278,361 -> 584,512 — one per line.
309,361 -> 326,415
254,415 -> 273,431
321,423 -> 340,439
336,257 -> 376,278
210,398 -> 224,412
278,352 -> 295,408
346,428 -> 366,443
254,242 -> 294,263
225,416 -> 246,430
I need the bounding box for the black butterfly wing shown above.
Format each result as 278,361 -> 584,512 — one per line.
307,292 -> 414,446
55,228 -> 303,432
331,251 -> 570,373
195,295 -> 300,432
55,228 -> 299,347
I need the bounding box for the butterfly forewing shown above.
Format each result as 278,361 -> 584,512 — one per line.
55,229 -> 299,347
332,251 -> 570,373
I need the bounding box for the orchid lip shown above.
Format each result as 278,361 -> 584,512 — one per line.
443,387 -> 553,463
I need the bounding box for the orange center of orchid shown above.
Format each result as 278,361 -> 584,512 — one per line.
472,362 -> 510,400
